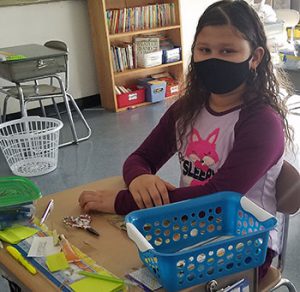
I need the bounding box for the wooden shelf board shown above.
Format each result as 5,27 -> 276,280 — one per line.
109,25 -> 181,40
116,95 -> 179,112
114,61 -> 183,78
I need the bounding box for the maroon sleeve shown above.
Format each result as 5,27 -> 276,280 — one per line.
122,102 -> 178,186
115,105 -> 285,215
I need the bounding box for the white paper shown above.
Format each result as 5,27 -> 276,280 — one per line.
27,236 -> 60,257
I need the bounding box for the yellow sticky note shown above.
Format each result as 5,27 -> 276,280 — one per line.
70,277 -> 123,292
0,225 -> 38,244
45,252 -> 69,272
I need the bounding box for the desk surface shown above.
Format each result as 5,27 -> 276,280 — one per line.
0,177 -> 257,292
0,43 -> 68,83
0,177 -> 140,291
0,44 -> 66,63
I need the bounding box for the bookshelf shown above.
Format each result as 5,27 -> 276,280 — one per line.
87,0 -> 184,112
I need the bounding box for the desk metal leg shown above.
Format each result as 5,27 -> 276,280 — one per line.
2,95 -> 10,122
16,83 -> 27,118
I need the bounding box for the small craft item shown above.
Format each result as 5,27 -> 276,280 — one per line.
107,215 -> 126,231
63,215 -> 99,236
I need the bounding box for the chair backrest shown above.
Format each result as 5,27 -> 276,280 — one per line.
275,160 -> 300,215
44,40 -> 69,90
44,41 -> 68,53
274,160 -> 300,272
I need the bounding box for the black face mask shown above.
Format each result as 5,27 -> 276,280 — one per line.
194,56 -> 252,94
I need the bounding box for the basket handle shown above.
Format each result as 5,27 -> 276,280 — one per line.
126,223 -> 153,252
240,196 -> 274,221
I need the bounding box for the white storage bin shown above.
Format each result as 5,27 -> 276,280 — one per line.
139,50 -> 162,68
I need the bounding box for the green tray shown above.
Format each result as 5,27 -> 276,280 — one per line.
0,176 -> 41,207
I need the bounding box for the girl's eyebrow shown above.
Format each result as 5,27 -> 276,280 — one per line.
196,41 -> 236,47
195,42 -> 208,46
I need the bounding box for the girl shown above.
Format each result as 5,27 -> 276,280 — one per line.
79,0 -> 293,278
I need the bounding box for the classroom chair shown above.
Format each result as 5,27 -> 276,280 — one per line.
259,160 -> 300,292
1,40 -> 91,147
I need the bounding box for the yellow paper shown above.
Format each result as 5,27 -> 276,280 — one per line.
0,225 -> 38,244
45,252 -> 69,272
70,277 -> 123,292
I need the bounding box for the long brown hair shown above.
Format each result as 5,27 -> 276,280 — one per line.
175,0 -> 293,150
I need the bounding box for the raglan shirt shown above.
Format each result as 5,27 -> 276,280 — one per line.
115,100 -> 285,253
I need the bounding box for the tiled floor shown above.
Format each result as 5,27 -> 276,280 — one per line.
0,100 -> 299,291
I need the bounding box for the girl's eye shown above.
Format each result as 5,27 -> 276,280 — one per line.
221,49 -> 234,54
198,48 -> 210,53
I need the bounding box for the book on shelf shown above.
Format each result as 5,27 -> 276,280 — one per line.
111,42 -> 135,72
110,34 -> 181,71
106,3 -> 176,34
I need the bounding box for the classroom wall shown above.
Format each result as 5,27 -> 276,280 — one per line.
180,0 -> 217,72
0,0 -> 98,114
0,0 -> 216,114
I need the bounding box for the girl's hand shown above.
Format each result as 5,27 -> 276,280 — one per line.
78,189 -> 119,214
129,174 -> 176,209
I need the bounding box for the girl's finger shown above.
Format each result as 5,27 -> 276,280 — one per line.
156,180 -> 170,205
140,189 -> 155,208
148,184 -> 163,206
131,189 -> 146,209
163,180 -> 176,191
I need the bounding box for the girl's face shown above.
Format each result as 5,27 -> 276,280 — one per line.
193,25 -> 252,63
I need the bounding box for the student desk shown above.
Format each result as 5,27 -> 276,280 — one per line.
0,176 -> 258,292
0,44 -> 67,117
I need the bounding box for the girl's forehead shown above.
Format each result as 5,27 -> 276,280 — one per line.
196,25 -> 247,45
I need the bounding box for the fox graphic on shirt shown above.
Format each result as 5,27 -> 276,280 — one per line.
182,128 -> 220,186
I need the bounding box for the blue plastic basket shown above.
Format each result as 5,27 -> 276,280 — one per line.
125,192 -> 277,291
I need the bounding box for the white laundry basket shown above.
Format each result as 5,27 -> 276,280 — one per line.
0,117 -> 63,177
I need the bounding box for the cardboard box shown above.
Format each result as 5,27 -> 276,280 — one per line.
116,86 -> 145,108
137,78 -> 166,103
157,77 -> 179,97
162,47 -> 181,64
139,51 -> 162,68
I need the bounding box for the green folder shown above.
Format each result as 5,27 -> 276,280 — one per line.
70,276 -> 123,292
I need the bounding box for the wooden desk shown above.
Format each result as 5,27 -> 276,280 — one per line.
0,176 -> 257,291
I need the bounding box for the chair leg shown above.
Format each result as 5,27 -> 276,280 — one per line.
54,77 -> 79,147
271,278 -> 297,292
67,93 -> 92,142
61,93 -> 79,146
51,97 -> 62,120
39,100 -> 47,117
